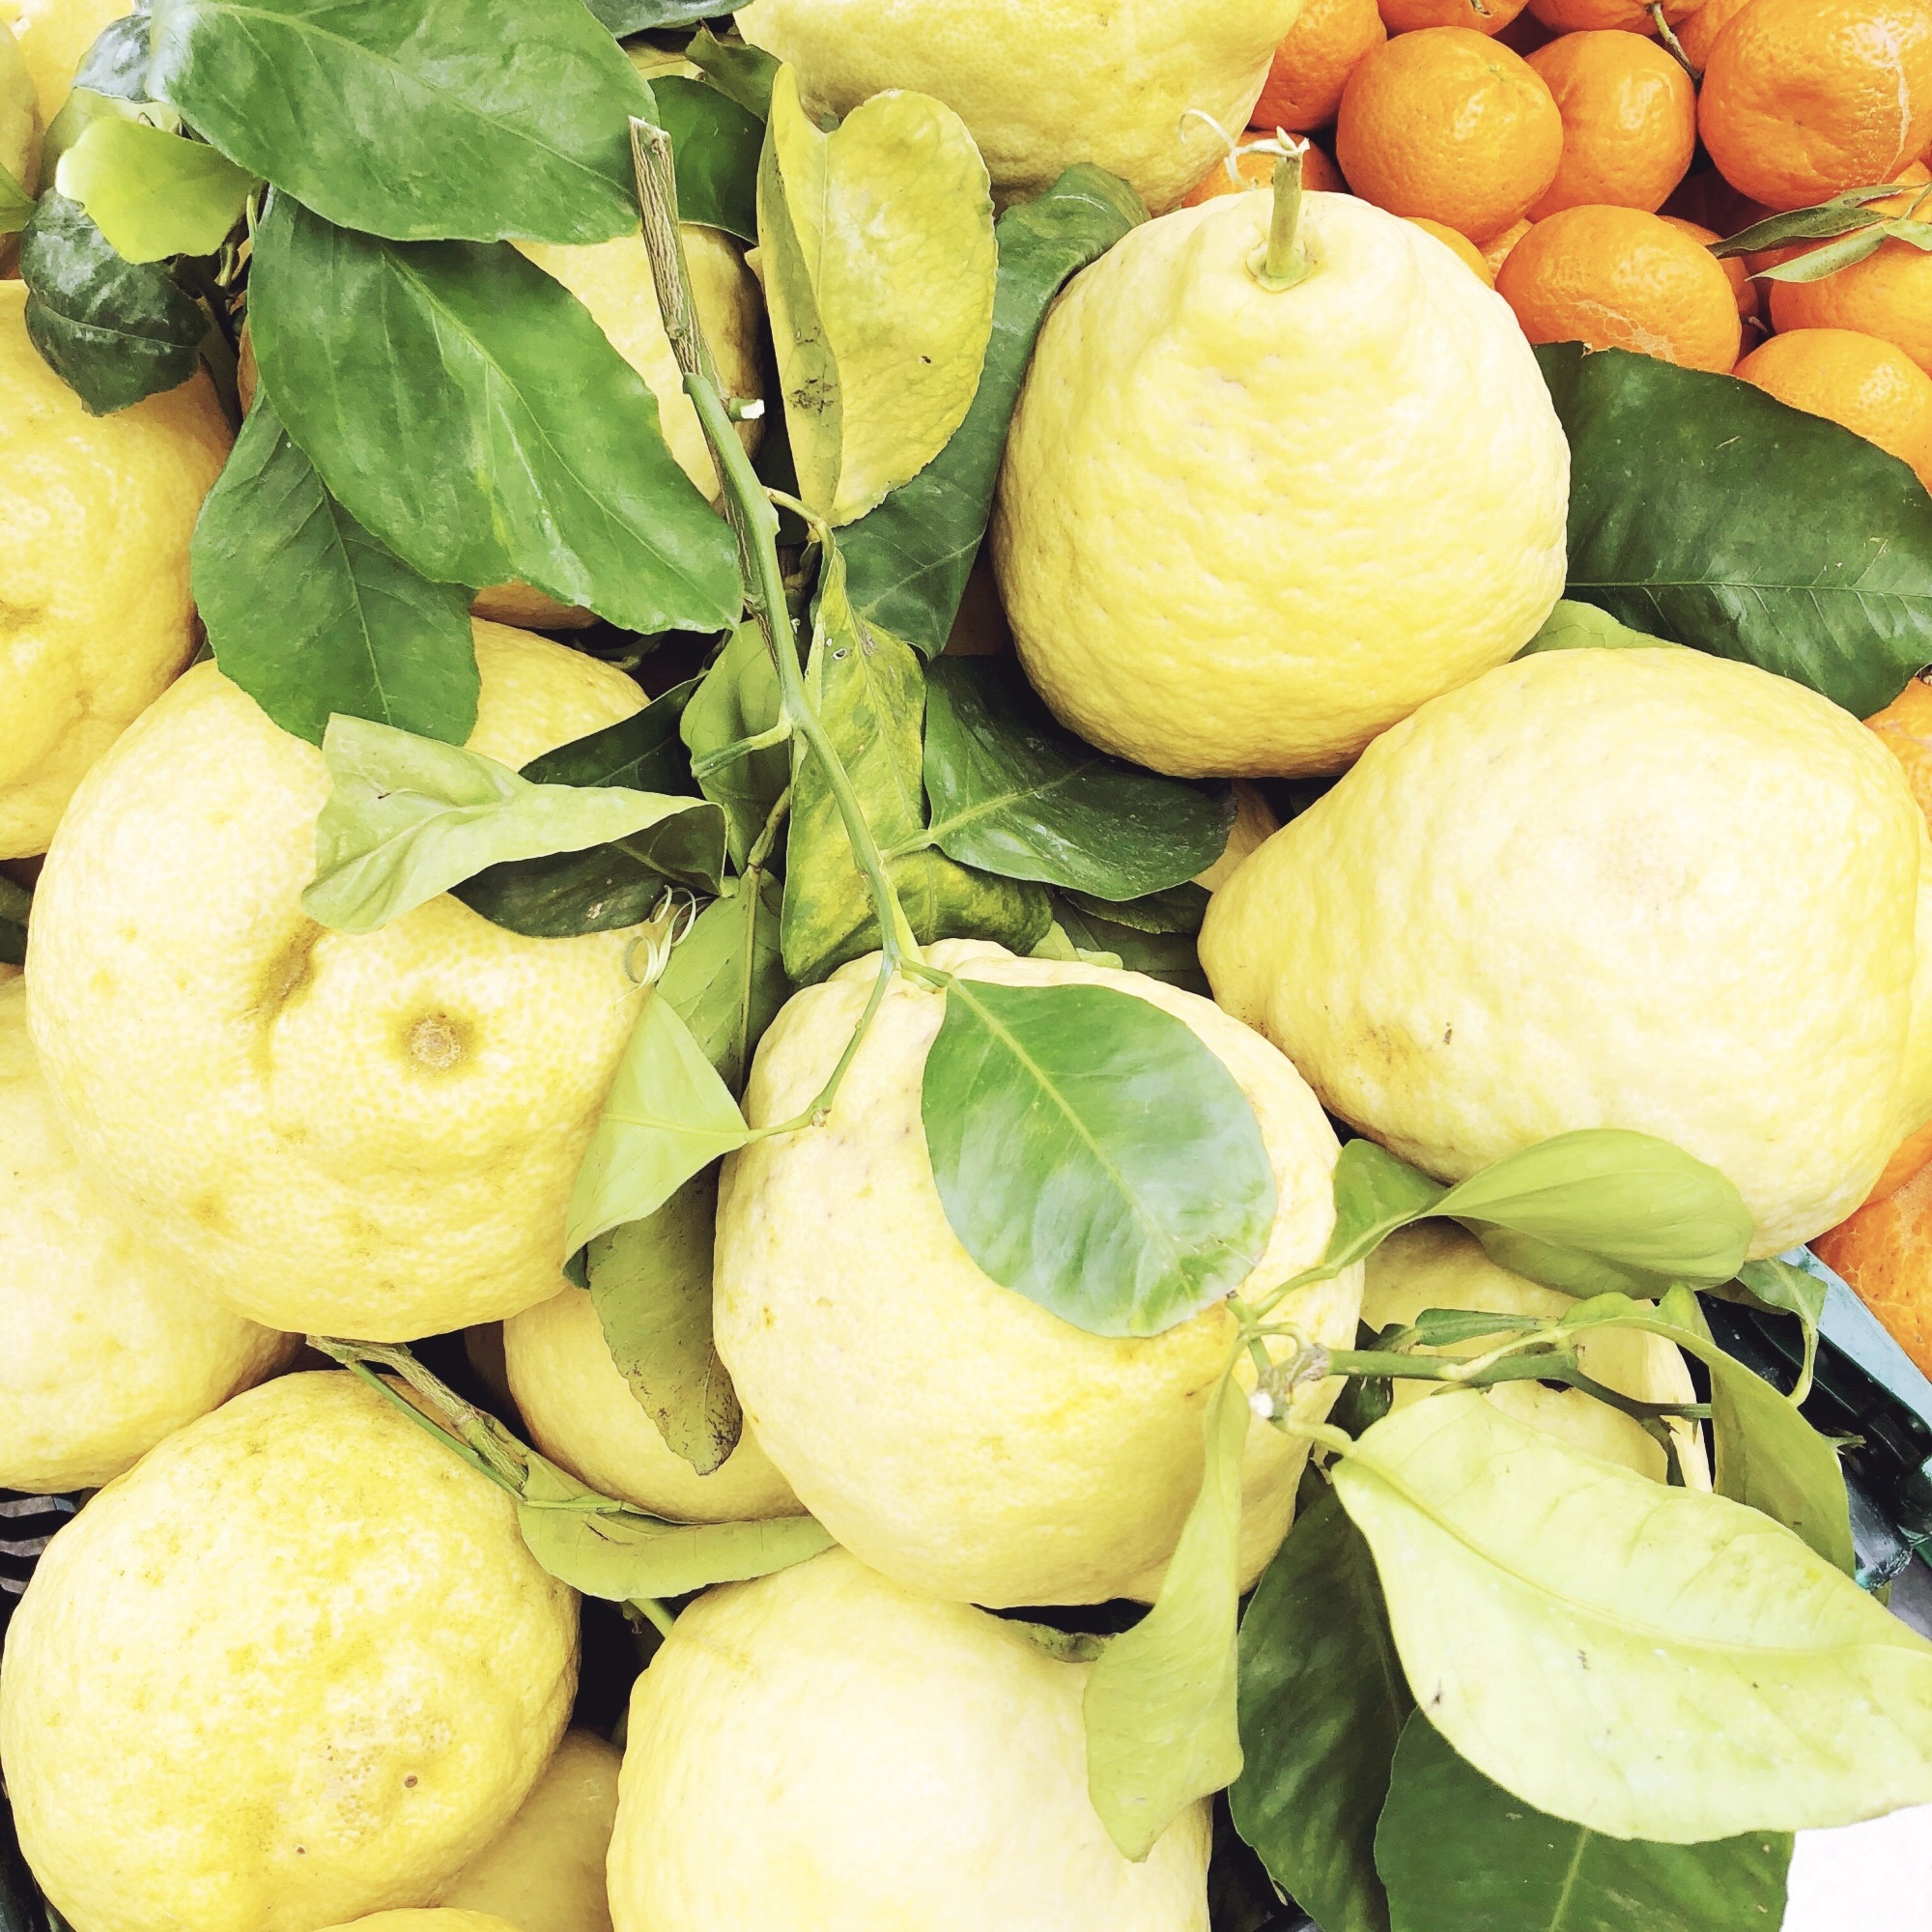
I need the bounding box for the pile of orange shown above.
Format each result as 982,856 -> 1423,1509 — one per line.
1207,0 -> 1932,487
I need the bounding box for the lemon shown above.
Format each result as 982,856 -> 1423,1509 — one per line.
441,1730 -> 620,1932
713,939 -> 1360,1608
0,19 -> 38,194
735,0 -> 1298,213
318,1918 -> 524,1932
1202,646 -> 1932,1257
992,192 -> 1568,779
0,1373 -> 578,1932
608,1549 -> 1210,1930
0,282 -> 232,858
504,1287 -> 804,1523
0,974 -> 293,1491
0,0 -> 123,122
1364,1222 -> 1711,1486
25,625 -> 658,1342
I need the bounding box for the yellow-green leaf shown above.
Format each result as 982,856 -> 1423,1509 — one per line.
54,118 -> 259,263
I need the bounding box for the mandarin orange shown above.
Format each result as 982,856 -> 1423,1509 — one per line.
1526,31 -> 1696,216
1253,0 -> 1387,128
1735,328 -> 1932,487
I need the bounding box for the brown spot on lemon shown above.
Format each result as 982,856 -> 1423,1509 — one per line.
405,1011 -> 472,1072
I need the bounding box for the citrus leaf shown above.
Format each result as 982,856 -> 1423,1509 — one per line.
148,0 -> 653,242
73,13 -> 156,99
585,0 -> 721,30
840,163 -> 1147,654
920,976 -> 1277,1337
53,118 -> 258,262
1323,1142 -> 1447,1272
1711,187 -> 1903,256
0,161 -> 30,237
1231,1482 -> 1408,1932
1376,1712 -> 1793,1932
1333,1392 -> 1932,1843
1517,598 -> 1676,656
250,194 -> 742,637
758,64 -> 996,525
1537,342 -> 1932,718
1048,894 -> 1209,995
18,192 -> 204,414
586,1171 -> 740,1474
1708,1256 -> 1829,1406
1064,882 -> 1210,936
1751,226 -> 1891,283
649,72 -> 759,241
921,656 -> 1234,897
1084,1369 -> 1248,1861
301,716 -> 722,935
192,395 -> 480,749
654,872 -> 788,1094
684,26 -> 778,118
681,619 -> 790,870
0,878 -> 29,967
565,988 -> 750,1256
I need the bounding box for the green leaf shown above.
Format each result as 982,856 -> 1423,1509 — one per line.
758,65 -> 997,525
920,976 -> 1278,1336
921,656 -> 1234,897
1333,1391 -> 1932,1843
684,26 -> 778,118
53,118 -> 258,263
0,162 -> 30,238
1064,882 -> 1210,936
782,550 -> 1048,980
1376,1713 -> 1793,1932
586,1170 -> 740,1474
301,716 -> 722,935
586,0 -> 722,31
516,1452 -> 829,1598
1232,1482 -> 1408,1932
250,195 -> 742,637
1083,1369 -> 1248,1861
454,686 -> 726,938
681,619 -> 790,870
1324,1141 -> 1448,1272
1517,598 -> 1677,657
840,164 -> 1147,654
74,14 -> 157,99
1711,185 -> 1904,256
18,192 -> 204,414
0,878 -> 30,967
1751,224 -> 1890,283
1049,895 -> 1208,995
192,395 -> 480,749
147,0 -> 653,243
1536,342 -> 1932,718
654,871 -> 788,1093
1709,1256 -> 1829,1406
649,72 -> 760,241
565,987 -> 750,1255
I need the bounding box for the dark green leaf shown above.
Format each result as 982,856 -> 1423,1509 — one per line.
586,0 -> 724,32
192,395 -> 479,748
1324,1141 -> 1446,1272
147,0 -> 652,242
250,195 -> 741,636
522,681 -> 698,794
586,1170 -> 740,1474
920,976 -> 1277,1337
0,878 -> 29,967
1232,1481 -> 1408,1932
655,871 -> 787,1093
1751,225 -> 1890,283
18,192 -> 203,414
684,26 -> 778,117
1537,342 -> 1932,717
921,656 -> 1233,895
1711,186 -> 1903,257
840,164 -> 1147,654
74,14 -> 156,99
53,118 -> 259,262
680,620 -> 790,870
1376,1713 -> 1792,1932
1049,895 -> 1209,994
649,73 -> 759,242
1065,882 -> 1210,935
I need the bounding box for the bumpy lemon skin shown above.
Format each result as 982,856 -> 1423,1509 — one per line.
25,625 -> 656,1342
992,193 -> 1569,779
504,1288 -> 805,1524
0,1373 -> 578,1932
440,1730 -> 621,1932
0,282 -> 232,858
0,976 -> 295,1491
736,0 -> 1298,213
1202,647 -> 1932,1257
316,1917 -> 525,1932
713,940 -> 1361,1609
609,1550 -> 1210,1932
0,0 -> 123,123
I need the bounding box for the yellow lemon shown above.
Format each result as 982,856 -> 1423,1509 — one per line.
713,939 -> 1359,1608
0,281 -> 232,858
992,191 -> 1568,778
0,18 -> 39,193
0,1373 -> 578,1932
0,0 -> 122,123
1202,646 -> 1932,1256
504,1287 -> 804,1523
608,1549 -> 1210,1931
317,1918 -> 524,1932
735,0 -> 1298,213
0,974 -> 293,1491
25,625 -> 657,1341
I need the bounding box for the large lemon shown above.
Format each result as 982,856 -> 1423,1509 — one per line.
992,193 -> 1568,778
713,939 -> 1360,1608
735,0 -> 1297,213
441,1730 -> 620,1932
608,1549 -> 1210,1930
503,1287 -> 804,1523
1202,646 -> 1932,1256
317,1918 -> 523,1932
0,974 -> 293,1491
0,1372 -> 578,1932
0,19 -> 38,193
0,281 -> 232,858
25,625 -> 656,1341
0,0 -> 122,122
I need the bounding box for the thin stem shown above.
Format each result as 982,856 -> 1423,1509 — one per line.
312,1337 -> 529,1486
689,716 -> 793,779
746,949 -> 895,1139
744,784 -> 792,873
1649,3 -> 1699,78
1249,147 -> 1312,292
633,1596 -> 676,1638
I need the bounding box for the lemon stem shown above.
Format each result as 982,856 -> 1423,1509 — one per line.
1251,148 -> 1311,293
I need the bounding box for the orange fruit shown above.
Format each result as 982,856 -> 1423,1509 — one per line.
1406,214 -> 1499,279
1867,672 -> 1932,824
1768,201 -> 1932,377
1335,29 -> 1563,239
1496,204 -> 1743,368
1482,215 -> 1533,268
1658,214 -> 1758,320
1812,1152 -> 1932,1378
1676,0 -> 1754,66
1526,0 -> 1693,33
1254,0 -> 1388,128
1180,137 -> 1348,205
1698,0 -> 1932,212
1525,32 -> 1696,216
1734,328 -> 1932,487
1379,0 -> 1531,38
1865,1119 -> 1932,1205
